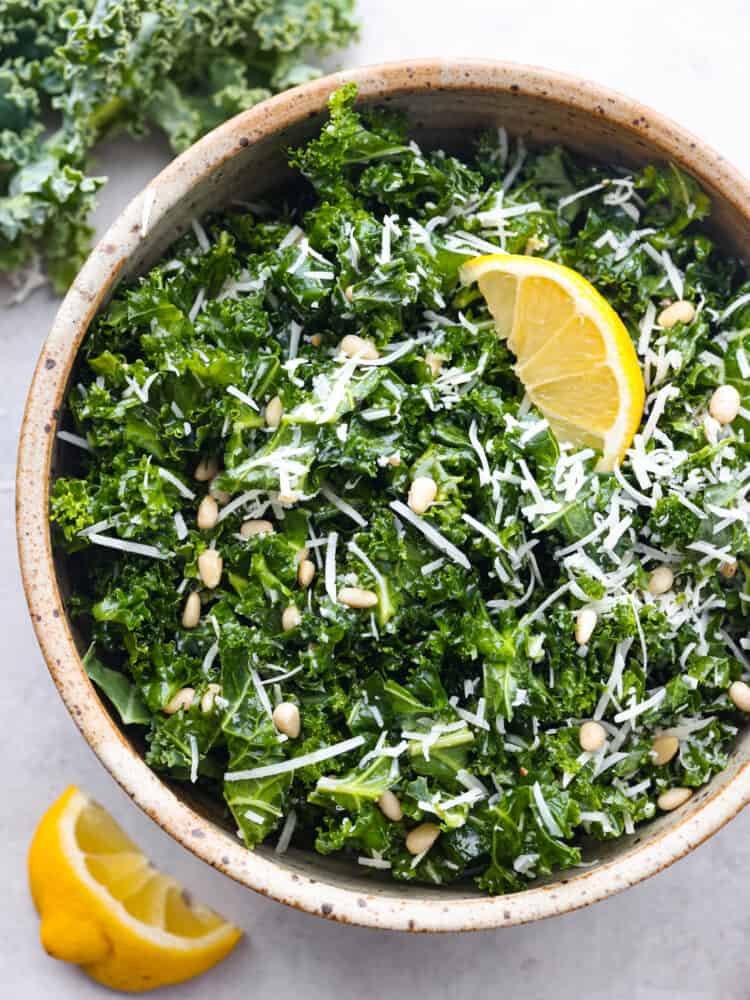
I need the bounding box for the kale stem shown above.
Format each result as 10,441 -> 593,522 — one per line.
88,96 -> 129,139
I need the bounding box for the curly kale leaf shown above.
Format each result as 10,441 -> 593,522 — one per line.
0,0 -> 359,290
83,646 -> 151,725
309,754 -> 394,812
288,83 -> 410,202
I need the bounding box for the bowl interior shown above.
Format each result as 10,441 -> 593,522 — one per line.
34,62 -> 750,929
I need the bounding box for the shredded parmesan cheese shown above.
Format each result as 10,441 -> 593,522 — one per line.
57,430 -> 91,451
390,500 -> 470,569
157,467 -> 195,500
225,735 -> 366,781
87,534 -> 170,560
325,531 -> 339,602
275,810 -> 297,854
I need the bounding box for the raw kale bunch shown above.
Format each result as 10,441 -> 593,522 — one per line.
0,0 -> 358,294
51,85 -> 750,893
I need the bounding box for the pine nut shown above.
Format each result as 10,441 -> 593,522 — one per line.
200,683 -> 221,714
575,608 -> 597,646
651,734 -> 679,765
709,384 -> 741,425
278,491 -> 300,505
658,300 -> 695,329
272,702 -> 300,738
387,455 -> 401,467
265,395 -> 283,429
405,823 -> 440,856
339,334 -> 379,361
648,565 -> 674,596
282,605 -> 302,631
377,790 -> 403,822
344,285 -> 354,302
729,680 -> 750,712
298,559 -> 315,588
240,519 -> 274,538
310,334 -> 322,347
578,720 -> 606,752
198,549 -> 223,589
164,687 -> 195,714
194,456 -> 219,481
720,561 -> 738,579
338,587 -> 378,609
197,495 -> 219,531
408,476 -> 438,514
209,482 -> 232,506
657,787 -> 693,812
425,352 -> 443,377
181,591 -> 201,629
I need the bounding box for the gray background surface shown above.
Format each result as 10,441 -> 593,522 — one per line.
2,2 -> 749,996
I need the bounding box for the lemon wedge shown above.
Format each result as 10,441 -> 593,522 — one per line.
460,254 -> 645,470
28,786 -> 242,992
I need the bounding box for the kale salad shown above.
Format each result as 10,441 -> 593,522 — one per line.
51,85 -> 750,894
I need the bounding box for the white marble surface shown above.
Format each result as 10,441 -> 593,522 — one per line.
3,1 -> 750,996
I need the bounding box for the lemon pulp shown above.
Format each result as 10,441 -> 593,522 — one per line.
460,254 -> 645,469
28,786 -> 242,992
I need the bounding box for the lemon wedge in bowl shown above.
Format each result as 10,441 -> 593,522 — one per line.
460,254 -> 645,470
28,786 -> 242,992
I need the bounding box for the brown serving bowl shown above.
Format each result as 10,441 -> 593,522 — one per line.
17,59 -> 750,931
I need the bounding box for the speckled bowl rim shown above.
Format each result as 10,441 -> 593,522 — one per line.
16,59 -> 750,932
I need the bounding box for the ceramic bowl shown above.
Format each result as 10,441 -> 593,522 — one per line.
17,59 -> 750,931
